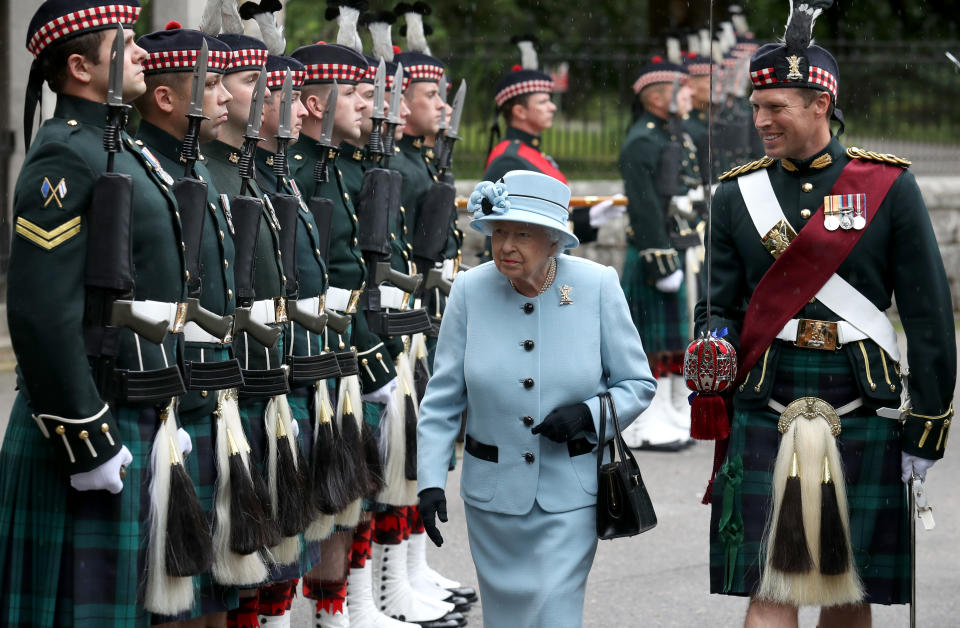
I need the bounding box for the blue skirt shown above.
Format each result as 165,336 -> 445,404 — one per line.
464,502 -> 597,628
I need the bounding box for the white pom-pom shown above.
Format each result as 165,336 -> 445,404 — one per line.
666,37 -> 681,64
336,6 -> 362,53
369,20 -> 395,62
517,39 -> 538,70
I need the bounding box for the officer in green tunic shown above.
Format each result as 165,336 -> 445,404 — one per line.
695,2 -> 956,624
0,2 -> 194,624
619,58 -> 702,452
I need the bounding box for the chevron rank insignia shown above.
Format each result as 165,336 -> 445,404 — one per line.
15,215 -> 81,250
40,177 -> 67,207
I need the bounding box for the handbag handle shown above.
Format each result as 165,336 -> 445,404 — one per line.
597,390 -> 609,476
596,392 -> 642,472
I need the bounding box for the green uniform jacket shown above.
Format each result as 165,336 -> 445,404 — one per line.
619,111 -> 702,280
695,138 -> 956,459
7,95 -> 186,471
202,139 -> 285,373
138,123 -> 237,417
255,145 -> 329,359
289,134 -> 396,392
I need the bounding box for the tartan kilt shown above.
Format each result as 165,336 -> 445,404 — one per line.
151,386 -> 240,623
709,345 -> 910,605
0,394 -> 162,627
239,395 -> 319,583
621,246 -> 690,354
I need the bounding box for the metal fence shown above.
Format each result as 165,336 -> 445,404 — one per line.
445,38 -> 960,179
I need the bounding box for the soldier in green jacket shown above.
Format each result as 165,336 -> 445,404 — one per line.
619,59 -> 702,452
695,4 -> 956,624
0,2 -> 193,625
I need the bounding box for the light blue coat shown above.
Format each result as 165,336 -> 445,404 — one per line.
417,255 -> 656,515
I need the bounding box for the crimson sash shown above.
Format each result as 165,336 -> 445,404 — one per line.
733,159 -> 903,384
484,140 -> 568,184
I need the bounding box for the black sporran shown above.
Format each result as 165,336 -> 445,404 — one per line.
596,392 -> 657,539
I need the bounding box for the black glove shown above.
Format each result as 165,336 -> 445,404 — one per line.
418,487 -> 447,547
531,402 -> 593,443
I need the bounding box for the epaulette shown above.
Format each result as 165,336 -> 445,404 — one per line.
718,156 -> 775,181
846,147 -> 911,168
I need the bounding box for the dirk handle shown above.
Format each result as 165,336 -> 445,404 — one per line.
233,306 -> 282,348
183,298 -> 235,341
110,300 -> 170,345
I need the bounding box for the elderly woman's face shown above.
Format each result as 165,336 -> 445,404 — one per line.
491,221 -> 558,284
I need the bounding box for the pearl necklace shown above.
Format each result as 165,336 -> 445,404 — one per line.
511,258 -> 557,296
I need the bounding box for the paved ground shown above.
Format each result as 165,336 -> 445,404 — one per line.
0,332 -> 957,627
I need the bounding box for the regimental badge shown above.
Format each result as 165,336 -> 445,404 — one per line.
761,218 -> 797,259
140,147 -> 174,186
265,154 -> 274,167
786,55 -> 803,81
559,284 -> 573,306
228,152 -> 240,164
41,177 -> 67,207
219,194 -> 235,235
824,193 -> 866,231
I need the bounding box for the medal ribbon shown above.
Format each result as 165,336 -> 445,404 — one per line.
734,159 -> 903,384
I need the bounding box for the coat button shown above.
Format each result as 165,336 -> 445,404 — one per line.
523,378 -> 534,389
523,339 -> 535,351
523,303 -> 534,314
522,416 -> 534,427
802,182 -> 814,192
523,452 -> 535,463
800,208 -> 812,219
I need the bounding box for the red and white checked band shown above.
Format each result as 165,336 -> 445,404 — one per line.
686,62 -> 712,76
631,70 -> 686,94
142,48 -> 231,73
494,79 -> 554,106
750,65 -> 838,98
404,63 -> 445,84
230,48 -> 269,71
28,4 -> 141,57
302,63 -> 367,84
266,69 -> 306,90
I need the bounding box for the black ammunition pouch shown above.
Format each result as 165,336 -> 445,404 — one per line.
335,351 -> 359,377
285,353 -> 342,384
239,367 -> 291,398
109,365 -> 186,404
183,358 -> 244,391
413,180 -> 456,263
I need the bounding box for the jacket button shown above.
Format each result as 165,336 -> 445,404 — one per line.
522,416 -> 534,427
523,302 -> 534,314
523,339 -> 535,351
523,378 -> 534,389
523,452 -> 535,463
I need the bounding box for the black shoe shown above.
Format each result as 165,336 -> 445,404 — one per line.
635,438 -> 693,452
445,586 -> 477,603
448,595 -> 471,613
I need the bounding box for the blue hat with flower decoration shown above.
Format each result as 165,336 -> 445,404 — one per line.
468,170 -> 578,251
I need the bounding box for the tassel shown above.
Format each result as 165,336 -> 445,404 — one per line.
770,451 -> 813,573
145,401 -> 197,614
250,452 -> 282,549
819,456 -> 850,575
403,379 -> 419,482
690,394 -> 730,440
336,379 -> 366,503
362,419 -> 384,495
413,335 -> 431,402
273,397 -> 309,537
166,447 -> 214,576
310,382 -> 348,514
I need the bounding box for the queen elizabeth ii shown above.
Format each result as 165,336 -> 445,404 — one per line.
416,170 -> 656,627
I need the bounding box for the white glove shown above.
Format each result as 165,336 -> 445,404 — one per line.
655,269 -> 684,293
176,427 -> 192,458
588,194 -> 626,227
687,186 -> 705,203
289,417 -> 300,440
70,446 -> 133,494
361,377 -> 399,406
901,453 -> 936,484
669,194 -> 694,218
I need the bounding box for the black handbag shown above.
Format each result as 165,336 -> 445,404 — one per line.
596,392 -> 658,539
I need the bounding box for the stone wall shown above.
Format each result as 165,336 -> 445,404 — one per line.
457,177 -> 960,312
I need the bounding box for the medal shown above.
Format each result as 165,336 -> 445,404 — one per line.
823,193 -> 867,232
839,209 -> 853,230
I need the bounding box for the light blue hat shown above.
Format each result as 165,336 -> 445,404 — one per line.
468,170 -> 579,250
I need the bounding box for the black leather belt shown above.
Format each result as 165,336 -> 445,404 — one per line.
238,367 -> 290,398
335,351 -> 359,377
378,308 -> 433,336
285,353 -> 341,384
183,358 -> 244,391
465,434 -> 594,463
112,366 -> 186,403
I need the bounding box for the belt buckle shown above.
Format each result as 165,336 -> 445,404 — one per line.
172,302 -> 188,334
274,297 -> 288,324
795,319 -> 839,350
346,289 -> 361,315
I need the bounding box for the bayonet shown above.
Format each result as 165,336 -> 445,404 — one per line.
946,51 -> 960,71
104,23 -> 129,172
381,63 -> 404,162
367,60 -> 387,156
237,69 -> 267,195
433,73 -> 449,165
180,39 -> 209,178
312,79 -> 338,184
272,69 -> 294,191
437,79 -> 466,173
